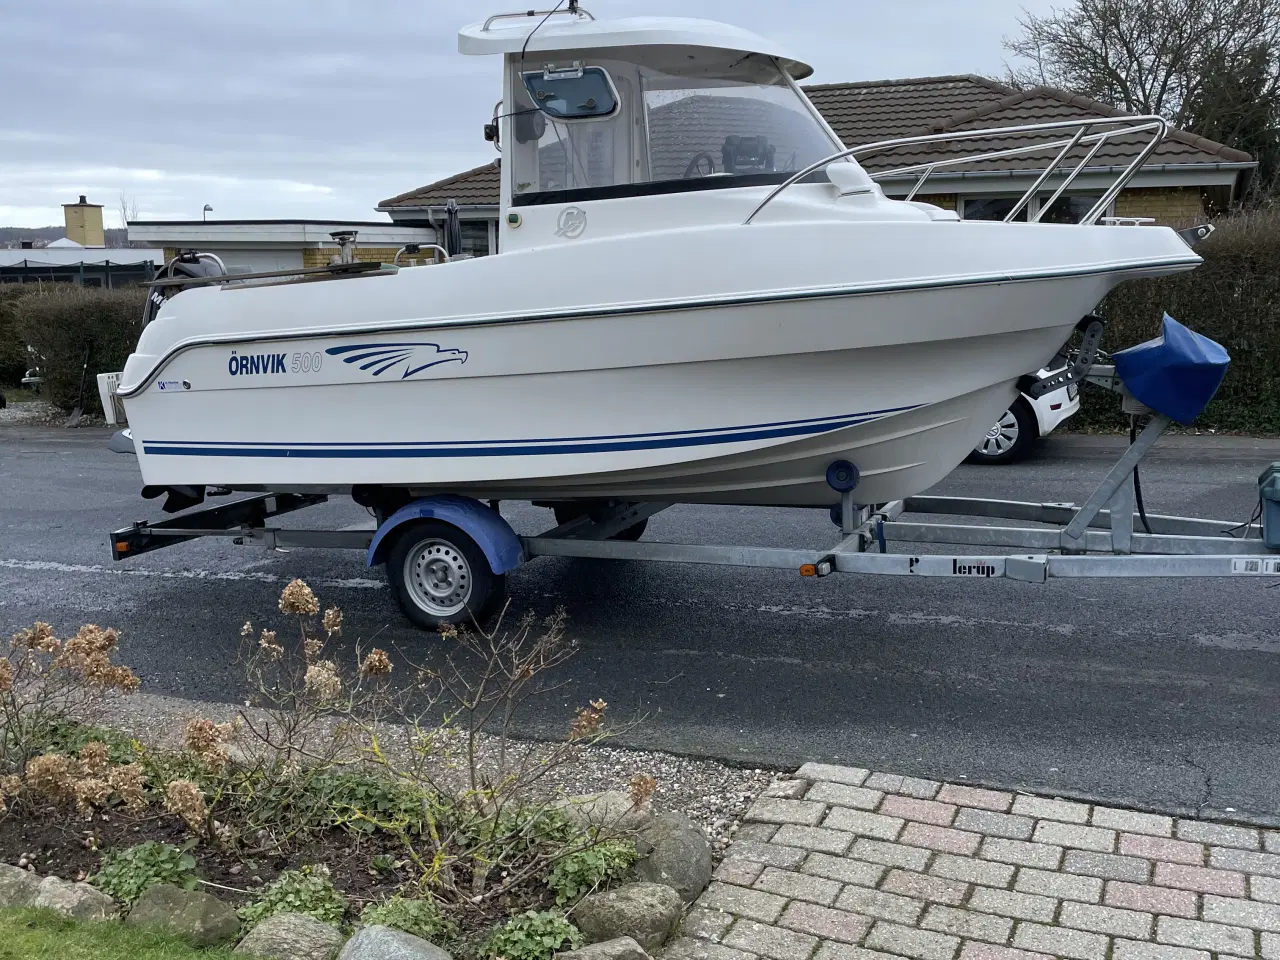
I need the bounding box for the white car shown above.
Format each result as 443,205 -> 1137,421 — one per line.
968,371 -> 1080,464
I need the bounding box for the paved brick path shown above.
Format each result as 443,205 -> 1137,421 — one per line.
667,764 -> 1280,960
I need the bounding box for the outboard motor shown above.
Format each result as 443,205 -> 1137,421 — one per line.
141,249 -> 226,327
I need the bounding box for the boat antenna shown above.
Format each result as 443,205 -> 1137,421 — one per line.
520,0 -> 568,72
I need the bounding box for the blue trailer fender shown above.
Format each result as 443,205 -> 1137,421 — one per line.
366,495 -> 524,574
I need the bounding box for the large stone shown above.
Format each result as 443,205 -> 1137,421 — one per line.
338,924 -> 451,960
126,882 -> 241,946
0,864 -> 41,907
635,813 -> 712,903
234,912 -> 345,960
554,792 -> 653,835
31,876 -> 116,921
556,935 -> 650,960
575,882 -> 682,950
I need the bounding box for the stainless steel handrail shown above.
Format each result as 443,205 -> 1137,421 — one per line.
394,244 -> 450,265
743,115 -> 1169,226
482,6 -> 594,30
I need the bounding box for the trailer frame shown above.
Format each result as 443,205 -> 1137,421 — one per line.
109,410 -> 1279,590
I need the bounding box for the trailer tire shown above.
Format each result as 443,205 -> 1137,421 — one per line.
385,520 -> 506,630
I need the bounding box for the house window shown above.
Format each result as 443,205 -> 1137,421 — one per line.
960,197 -> 1029,222
958,193 -> 1112,222
1037,193 -> 1103,224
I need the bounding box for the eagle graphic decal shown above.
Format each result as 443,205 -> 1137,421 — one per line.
325,342 -> 469,379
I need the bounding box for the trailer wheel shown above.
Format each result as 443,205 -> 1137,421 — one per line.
385,520 -> 505,630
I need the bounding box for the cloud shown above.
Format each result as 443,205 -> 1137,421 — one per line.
1,0 -> 1056,228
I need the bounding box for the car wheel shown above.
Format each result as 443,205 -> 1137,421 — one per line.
967,398 -> 1038,465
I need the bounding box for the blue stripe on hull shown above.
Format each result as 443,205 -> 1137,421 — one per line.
142,406 -> 918,459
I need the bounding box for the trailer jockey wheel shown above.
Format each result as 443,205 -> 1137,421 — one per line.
385,520 -> 506,630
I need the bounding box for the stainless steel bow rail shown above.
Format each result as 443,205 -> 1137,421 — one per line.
745,115 -> 1169,226
110,408 -> 1279,587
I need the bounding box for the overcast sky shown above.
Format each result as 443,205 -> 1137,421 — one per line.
1,0 -> 1056,228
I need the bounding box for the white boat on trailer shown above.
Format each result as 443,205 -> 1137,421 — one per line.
108,6 -> 1280,628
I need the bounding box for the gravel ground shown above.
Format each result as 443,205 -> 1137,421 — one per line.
0,399 -> 104,427
95,689 -> 777,854
0,400 -> 53,424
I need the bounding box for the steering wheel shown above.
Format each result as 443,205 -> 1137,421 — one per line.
683,152 -> 717,178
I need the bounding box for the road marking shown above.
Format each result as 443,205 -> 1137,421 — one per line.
0,558 -> 385,590
1194,631 -> 1280,652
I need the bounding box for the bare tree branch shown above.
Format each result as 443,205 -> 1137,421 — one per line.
1002,0 -> 1280,200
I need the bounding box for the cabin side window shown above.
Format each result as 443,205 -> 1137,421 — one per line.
507,47 -> 843,205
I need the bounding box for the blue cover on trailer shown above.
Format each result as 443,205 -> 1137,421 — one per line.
366,495 -> 524,574
1112,314 -> 1230,424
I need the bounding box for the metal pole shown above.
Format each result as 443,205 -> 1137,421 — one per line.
1003,126 -> 1087,222
1063,415 -> 1170,544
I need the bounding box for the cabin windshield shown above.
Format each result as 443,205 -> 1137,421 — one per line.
508,49 -> 842,205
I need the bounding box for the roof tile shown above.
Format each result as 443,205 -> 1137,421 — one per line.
379,76 -> 1252,209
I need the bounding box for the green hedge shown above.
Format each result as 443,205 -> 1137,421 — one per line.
1077,209 -> 1280,433
10,286 -> 146,414
0,285 -> 34,385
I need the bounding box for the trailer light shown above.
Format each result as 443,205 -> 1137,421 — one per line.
114,541 -> 130,554
799,563 -> 817,577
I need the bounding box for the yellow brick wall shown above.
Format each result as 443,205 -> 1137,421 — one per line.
163,247 -> 178,263
1114,187 -> 1205,224
912,194 -> 957,210
301,246 -> 438,269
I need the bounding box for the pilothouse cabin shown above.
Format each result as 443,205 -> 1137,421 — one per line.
458,7 -> 860,251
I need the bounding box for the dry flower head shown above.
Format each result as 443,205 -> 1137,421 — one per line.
258,629 -> 283,662
322,607 -> 343,636
107,764 -> 146,811
73,777 -> 110,816
185,717 -> 236,771
0,774 -> 21,815
53,625 -> 139,692
629,772 -> 657,808
25,753 -> 75,805
279,578 -> 320,617
164,779 -> 208,831
77,742 -> 110,778
304,660 -> 342,701
569,698 -> 608,740
358,648 -> 393,677
12,622 -> 59,654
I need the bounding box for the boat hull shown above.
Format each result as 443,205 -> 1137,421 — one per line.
121,206 -> 1203,509
124,275 -> 1100,507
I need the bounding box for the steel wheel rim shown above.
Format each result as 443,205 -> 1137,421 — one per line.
403,539 -> 472,616
979,409 -> 1020,456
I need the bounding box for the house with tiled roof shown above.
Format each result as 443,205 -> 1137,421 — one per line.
378,75 -> 1255,254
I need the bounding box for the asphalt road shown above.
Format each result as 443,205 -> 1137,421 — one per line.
3,425 -> 1279,822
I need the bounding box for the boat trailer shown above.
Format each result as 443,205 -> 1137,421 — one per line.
108,317 -> 1280,628
108,399 -> 1280,629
